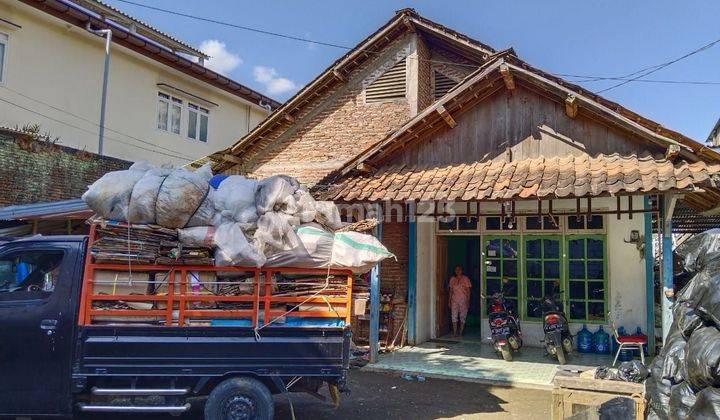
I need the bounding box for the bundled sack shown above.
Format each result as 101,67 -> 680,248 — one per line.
214,175 -> 259,224
253,212 -> 302,254
255,175 -> 300,215
675,229 -> 720,274
668,382 -> 698,420
687,387 -> 720,419
178,223 -> 266,268
127,165 -> 173,224
82,162 -> 153,221
314,201 -> 344,230
154,165 -> 215,228
265,223 -> 332,269
662,328 -> 689,384
294,189 -> 317,223
684,326 -> 720,390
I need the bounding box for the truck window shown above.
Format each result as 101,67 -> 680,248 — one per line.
0,250 -> 64,302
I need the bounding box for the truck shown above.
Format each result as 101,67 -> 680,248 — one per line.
0,226 -> 354,419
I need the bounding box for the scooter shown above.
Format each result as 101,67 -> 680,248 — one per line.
541,291 -> 573,365
487,291 -> 523,361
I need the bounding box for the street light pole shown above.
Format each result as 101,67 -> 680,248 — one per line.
86,23 -> 112,156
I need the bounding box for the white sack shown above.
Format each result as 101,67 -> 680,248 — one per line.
294,190 -> 317,223
255,175 -> 300,214
127,166 -> 173,224
314,201 -> 344,230
254,212 -> 301,254
178,223 -> 266,268
82,162 -> 152,221
155,165 -> 215,228
331,230 -> 394,272
214,175 -> 259,224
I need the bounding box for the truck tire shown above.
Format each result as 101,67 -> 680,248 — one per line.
204,376 -> 274,420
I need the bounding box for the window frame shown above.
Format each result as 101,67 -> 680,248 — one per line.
187,102 -> 210,143
0,31 -> 9,85
482,234 -> 521,316
564,234 -> 608,323
522,234 -> 563,321
0,248 -> 66,304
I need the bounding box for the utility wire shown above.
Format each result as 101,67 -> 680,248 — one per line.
1,85 -> 196,160
0,96 -> 192,162
116,0 -> 720,90
556,74 -> 720,85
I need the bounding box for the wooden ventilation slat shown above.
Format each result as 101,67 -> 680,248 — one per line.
434,71 -> 458,100
366,58 -> 407,103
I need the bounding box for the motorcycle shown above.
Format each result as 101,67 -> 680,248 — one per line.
486,291 -> 523,361
541,291 -> 573,365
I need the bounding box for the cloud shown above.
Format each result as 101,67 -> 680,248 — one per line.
198,39 -> 242,75
253,66 -> 298,95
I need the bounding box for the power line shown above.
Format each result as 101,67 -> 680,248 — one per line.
116,0 -> 720,91
555,74 -> 720,85
0,96 -> 192,162
1,85 -> 196,160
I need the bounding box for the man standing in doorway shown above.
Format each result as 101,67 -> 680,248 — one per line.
449,265 -> 472,337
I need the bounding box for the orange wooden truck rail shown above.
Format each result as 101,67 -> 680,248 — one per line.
79,223 -> 353,327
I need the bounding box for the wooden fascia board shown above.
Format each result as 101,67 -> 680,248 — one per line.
408,17 -> 494,57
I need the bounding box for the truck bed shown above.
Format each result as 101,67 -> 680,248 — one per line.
75,325 -> 351,378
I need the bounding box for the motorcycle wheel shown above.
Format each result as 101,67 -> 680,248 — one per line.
556,347 -> 567,365
500,346 -> 513,361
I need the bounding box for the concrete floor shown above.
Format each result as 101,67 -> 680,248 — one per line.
369,333 -> 621,388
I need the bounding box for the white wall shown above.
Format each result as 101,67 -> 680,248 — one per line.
413,195 -> 648,347
0,2 -> 268,165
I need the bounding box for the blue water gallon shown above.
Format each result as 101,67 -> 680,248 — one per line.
593,325 -> 611,354
577,324 -> 593,353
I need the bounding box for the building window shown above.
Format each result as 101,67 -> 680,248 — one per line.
188,103 -> 209,142
567,214 -> 604,231
157,92 -> 182,134
524,215 -> 561,231
483,236 -> 519,315
0,32 -> 8,84
524,236 -> 562,319
484,216 -> 518,231
566,235 -> 607,322
433,70 -> 458,100
365,58 -> 406,103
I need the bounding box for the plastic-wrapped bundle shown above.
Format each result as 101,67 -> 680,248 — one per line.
646,356 -> 673,420
332,230 -> 394,273
669,382 -> 698,420
662,329 -> 688,384
675,229 -> 720,274
214,175 -> 259,224
82,162 -> 152,221
255,175 -> 300,214
617,360 -> 649,383
687,387 -> 720,419
314,201 -> 344,230
178,223 -> 266,268
684,327 -> 720,390
253,212 -> 301,254
294,189 -> 317,223
673,301 -> 705,338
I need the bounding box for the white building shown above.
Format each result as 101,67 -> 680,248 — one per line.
0,0 -> 277,165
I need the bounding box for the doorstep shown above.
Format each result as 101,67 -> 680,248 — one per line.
364,340 -> 618,390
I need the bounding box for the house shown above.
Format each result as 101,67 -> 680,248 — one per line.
208,9 -> 720,359
708,117 -> 720,151
0,0 -> 278,165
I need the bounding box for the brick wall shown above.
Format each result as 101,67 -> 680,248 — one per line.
0,134 -> 131,205
416,37 -> 434,112
231,35 -> 415,186
380,219 -> 409,340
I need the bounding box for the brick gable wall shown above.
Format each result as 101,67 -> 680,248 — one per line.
229,35 -> 416,185
0,135 -> 132,206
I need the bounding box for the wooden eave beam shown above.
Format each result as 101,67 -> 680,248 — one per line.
356,162 -> 376,174
565,95 -> 578,118
499,63 -> 515,91
221,153 -> 242,164
436,105 -> 457,128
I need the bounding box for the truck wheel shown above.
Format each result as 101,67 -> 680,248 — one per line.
204,377 -> 274,420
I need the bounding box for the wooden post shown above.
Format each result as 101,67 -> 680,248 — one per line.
661,194 -> 677,342
369,203 -> 383,363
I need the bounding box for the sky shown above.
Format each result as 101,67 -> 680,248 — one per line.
104,0 -> 720,142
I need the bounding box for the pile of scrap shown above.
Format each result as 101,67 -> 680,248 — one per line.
645,229 -> 720,419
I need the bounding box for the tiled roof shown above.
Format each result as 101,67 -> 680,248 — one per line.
319,154 -> 720,202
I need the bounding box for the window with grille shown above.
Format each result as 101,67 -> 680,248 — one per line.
434,71 -> 457,100
365,58 -> 406,103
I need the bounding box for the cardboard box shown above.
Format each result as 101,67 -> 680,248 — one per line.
353,298 -> 368,316
93,271 -> 150,295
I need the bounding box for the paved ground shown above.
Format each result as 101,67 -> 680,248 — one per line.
371,338 -> 616,388
274,369 -> 552,419
78,369 -> 552,419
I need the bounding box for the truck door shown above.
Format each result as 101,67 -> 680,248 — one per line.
0,241 -> 81,417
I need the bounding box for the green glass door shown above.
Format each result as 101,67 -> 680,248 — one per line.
483,235 -> 519,316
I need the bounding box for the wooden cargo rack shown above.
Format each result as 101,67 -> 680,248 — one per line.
79,223 -> 353,327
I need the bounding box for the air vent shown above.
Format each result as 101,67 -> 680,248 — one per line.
366,58 -> 407,103
434,71 -> 458,100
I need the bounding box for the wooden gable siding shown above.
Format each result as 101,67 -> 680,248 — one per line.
385,84 -> 661,168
